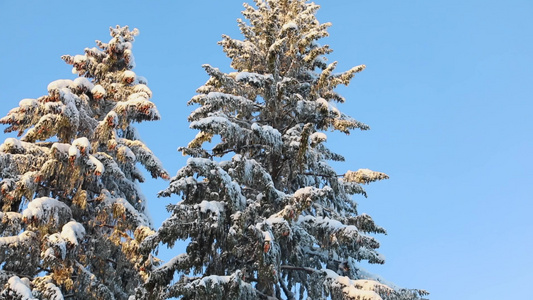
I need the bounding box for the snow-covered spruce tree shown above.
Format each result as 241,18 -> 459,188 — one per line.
0,26 -> 168,299
140,1 -> 428,299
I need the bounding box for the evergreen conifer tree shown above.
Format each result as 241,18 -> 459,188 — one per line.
0,26 -> 168,299
141,1 -> 428,299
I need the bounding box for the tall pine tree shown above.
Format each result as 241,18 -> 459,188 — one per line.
140,1 -> 427,299
0,26 -> 168,299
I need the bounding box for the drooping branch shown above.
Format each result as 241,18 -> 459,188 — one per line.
279,277 -> 296,300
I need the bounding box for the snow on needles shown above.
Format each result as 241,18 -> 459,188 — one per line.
1,138 -> 23,153
282,21 -> 299,32
22,197 -> 71,225
91,85 -> 106,98
18,98 -> 38,110
198,200 -> 224,215
72,137 -> 91,154
6,276 -> 36,300
324,269 -> 386,300
47,79 -> 73,93
60,221 -> 86,245
310,132 -> 327,145
235,72 -> 273,87
251,123 -> 282,152
344,169 -> 389,185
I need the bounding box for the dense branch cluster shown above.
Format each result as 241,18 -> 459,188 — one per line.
139,1 -> 427,300
0,26 -> 168,299
0,1 -> 427,299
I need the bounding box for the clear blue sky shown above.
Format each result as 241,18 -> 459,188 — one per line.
1,1 -> 532,299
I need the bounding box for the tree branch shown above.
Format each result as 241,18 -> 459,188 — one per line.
212,143 -> 266,156
255,288 -> 280,300
280,265 -> 318,274
279,277 -> 296,300
301,172 -> 343,178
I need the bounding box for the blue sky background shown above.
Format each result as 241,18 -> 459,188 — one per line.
1,1 -> 532,299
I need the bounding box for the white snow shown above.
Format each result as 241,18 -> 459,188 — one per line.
34,276 -> 64,300
197,274 -> 231,288
73,54 -> 87,64
106,111 -> 119,126
127,92 -> 149,102
293,186 -> 314,199
72,137 -> 91,154
72,77 -> 94,90
47,233 -> 67,260
198,92 -> 257,114
186,158 -> 246,209
91,85 -> 106,97
0,212 -> 22,225
123,40 -> 133,49
235,72 -> 252,82
190,116 -> 242,138
263,231 -> 272,242
235,72 -> 273,86
268,37 -> 287,55
51,142 -> 71,155
88,155 -> 105,174
330,104 -> 341,117
72,137 -> 90,149
68,145 -> 79,158
7,276 -> 36,300
310,132 -> 327,144
155,253 -> 187,275
344,169 -> 389,184
206,92 -> 227,99
18,98 -> 37,108
124,49 -> 136,68
19,171 -> 37,191
123,70 -> 136,82
0,231 -> 35,247
2,138 -> 22,152
198,200 -> 224,215
133,84 -> 152,98
266,215 -> 285,225
251,123 -> 282,151
100,192 -> 150,227
242,158 -> 254,182
118,145 -> 136,162
62,97 -> 80,123
61,221 -> 86,245
324,269 -> 386,300
282,21 -> 299,31
22,197 -> 70,222
299,215 -> 344,230
44,101 -> 62,114
113,96 -> 160,120
43,247 -> 56,259
47,79 -> 73,93
344,284 -> 381,300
